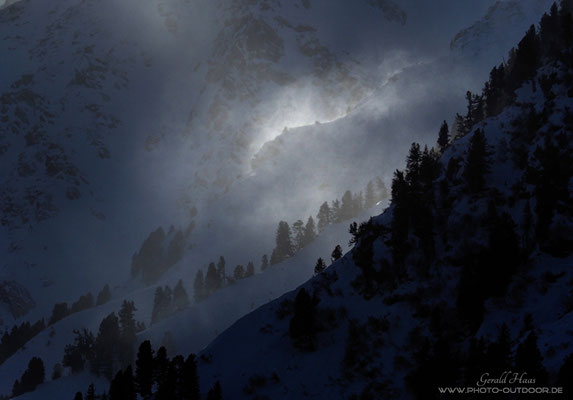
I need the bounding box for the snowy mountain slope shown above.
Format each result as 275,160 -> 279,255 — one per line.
1,0 -> 568,397
0,0 -> 502,327
191,24 -> 573,400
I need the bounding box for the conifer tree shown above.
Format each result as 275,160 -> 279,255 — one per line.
463,129 -> 490,193
217,256 -> 226,287
260,254 -> 269,271
331,199 -> 341,223
193,270 -> 205,303
314,258 -> 326,274
270,221 -> 294,265
245,262 -> 255,277
317,202 -> 331,232
331,245 -> 343,262
292,219 -> 305,251
86,384 -> 95,400
486,324 -> 512,375
364,180 -> 377,209
13,357 -> 45,396
151,286 -> 173,325
339,190 -> 354,221
49,302 -> 70,325
96,284 -> 112,306
118,300 -> 137,367
153,347 -> 170,389
63,329 -> 95,373
173,279 -> 190,311
289,288 -> 318,351
375,177 -> 388,201
135,341 -> 154,400
437,120 -> 449,151
181,354 -> 200,400
233,265 -> 245,280
303,216 -> 317,247
74,392 -> 84,400
93,313 -> 121,380
557,352 -> 573,395
205,262 -> 221,294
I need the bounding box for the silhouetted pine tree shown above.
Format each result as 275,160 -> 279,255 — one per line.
135,341 -> 154,400
12,357 -> 45,397
317,201 -> 331,232
289,288 -> 318,351
153,347 -> 170,391
205,262 -> 221,293
92,313 -> 121,380
63,329 -> 95,373
217,256 -> 226,286
96,284 -> 112,306
245,262 -> 255,277
303,216 -> 317,247
173,279 -> 190,312
193,270 -> 206,303
118,300 -> 137,367
151,286 -> 173,325
233,265 -> 245,280
74,392 -> 83,400
86,384 -> 95,400
260,254 -> 269,271
463,129 -> 490,193
331,199 -> 341,223
437,120 -> 449,151
109,366 -> 136,400
314,258 -> 326,274
181,354 -> 200,400
292,219 -> 305,251
270,221 -> 294,265
48,302 -> 70,325
331,245 -> 343,262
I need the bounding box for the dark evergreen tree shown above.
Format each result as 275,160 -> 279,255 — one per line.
151,286 -> 173,325
331,199 -> 341,223
510,25 -> 539,88
86,384 -> 95,400
364,180 -> 376,209
63,329 -> 95,374
193,270 -> 206,303
206,381 -> 223,400
289,288 -> 318,351
375,177 -> 388,201
405,143 -> 422,188
12,357 -> 45,397
303,216 -> 317,247
292,219 -> 305,251
205,262 -> 221,294
463,129 -> 490,193
270,221 -> 294,265
92,313 -> 121,380
181,354 -> 200,400
153,346 -> 170,390
339,190 -> 354,221
173,279 -> 190,311
390,170 -> 410,270
109,366 -> 136,400
74,392 -> 83,400
118,300 -> 137,367
317,201 -> 331,232
71,292 -> 94,314
245,262 -> 255,277
260,254 -> 269,271
331,245 -> 343,262
437,120 -> 449,151
135,341 -> 154,400
314,258 -> 326,274
233,265 -> 245,280
52,363 -> 63,380
217,256 -> 226,287
515,331 -> 548,384
96,284 -> 112,306
49,302 -> 70,325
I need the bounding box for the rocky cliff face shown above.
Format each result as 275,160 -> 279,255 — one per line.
0,280 -> 35,319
